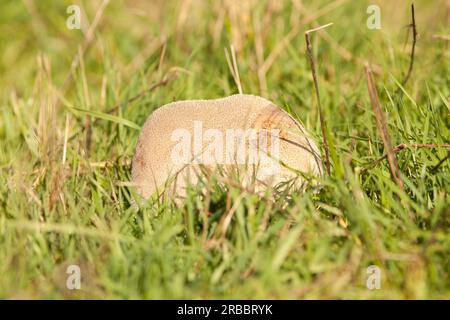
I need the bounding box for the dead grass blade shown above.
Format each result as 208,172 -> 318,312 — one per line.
305,23 -> 333,176
365,64 -> 404,190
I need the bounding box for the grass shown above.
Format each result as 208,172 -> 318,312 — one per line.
0,0 -> 449,299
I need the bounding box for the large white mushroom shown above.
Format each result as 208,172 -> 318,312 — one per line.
132,94 -> 322,202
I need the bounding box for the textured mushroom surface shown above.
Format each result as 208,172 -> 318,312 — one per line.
132,94 -> 322,201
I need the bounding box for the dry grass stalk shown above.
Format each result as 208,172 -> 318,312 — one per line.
402,4 -> 418,86
305,23 -> 333,176
432,34 -> 450,41
253,11 -> 268,97
53,0 -> 110,111
64,0 -> 110,88
62,115 -> 70,165
78,47 -> 93,156
224,45 -> 243,94
262,0 -> 349,74
365,64 -> 404,189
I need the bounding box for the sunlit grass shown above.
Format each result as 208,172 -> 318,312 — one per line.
0,0 -> 448,299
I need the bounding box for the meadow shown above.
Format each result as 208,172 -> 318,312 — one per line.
0,0 -> 449,299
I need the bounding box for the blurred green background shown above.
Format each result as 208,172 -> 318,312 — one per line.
0,0 -> 449,299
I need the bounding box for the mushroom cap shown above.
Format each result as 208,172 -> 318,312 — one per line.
132,94 -> 322,201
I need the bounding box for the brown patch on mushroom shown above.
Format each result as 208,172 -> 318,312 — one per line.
252,104 -> 296,140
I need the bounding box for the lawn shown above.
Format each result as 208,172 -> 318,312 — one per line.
0,0 -> 449,299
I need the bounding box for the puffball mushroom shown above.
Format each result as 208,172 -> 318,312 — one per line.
132,94 -> 322,201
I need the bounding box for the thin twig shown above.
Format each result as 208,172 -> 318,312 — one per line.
363,143 -> 450,171
92,67 -> 188,127
402,4 -> 417,86
365,64 -> 404,189
104,70 -> 180,116
431,151 -> 450,172
305,23 -> 333,176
